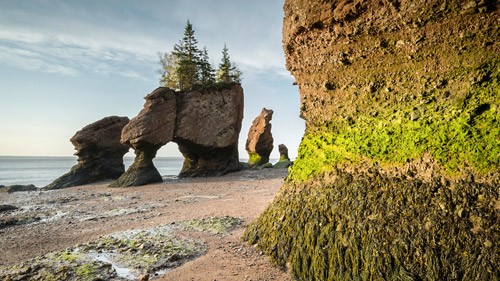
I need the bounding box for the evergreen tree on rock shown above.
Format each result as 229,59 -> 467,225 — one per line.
199,47 -> 216,85
217,44 -> 241,84
173,20 -> 201,90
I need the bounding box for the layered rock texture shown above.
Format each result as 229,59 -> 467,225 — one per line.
245,1 -> 500,280
111,88 -> 176,187
174,84 -> 244,177
111,84 -> 244,186
45,116 -> 130,190
273,144 -> 292,168
245,108 -> 274,166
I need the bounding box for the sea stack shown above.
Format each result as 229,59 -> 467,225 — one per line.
245,108 -> 274,167
273,144 -> 292,168
45,116 -> 129,190
174,84 -> 244,177
111,84 -> 244,185
245,1 -> 500,280
110,88 -> 176,187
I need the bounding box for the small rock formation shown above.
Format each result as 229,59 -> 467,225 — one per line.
174,84 -> 244,177
245,108 -> 274,166
273,144 -> 292,168
110,88 -> 176,187
45,116 -> 129,190
0,205 -> 17,212
0,184 -> 37,193
278,144 -> 289,161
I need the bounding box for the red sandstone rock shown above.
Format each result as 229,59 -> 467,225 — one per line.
245,108 -> 274,166
45,116 -> 130,190
111,88 -> 176,187
121,87 -> 177,149
174,84 -> 244,177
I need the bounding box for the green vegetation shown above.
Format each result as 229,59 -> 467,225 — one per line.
216,44 -> 242,84
244,170 -> 500,280
289,61 -> 500,182
75,263 -> 98,279
248,153 -> 264,166
158,20 -> 242,90
177,216 -> 243,234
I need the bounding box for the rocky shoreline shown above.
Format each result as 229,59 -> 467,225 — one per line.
0,168 -> 292,280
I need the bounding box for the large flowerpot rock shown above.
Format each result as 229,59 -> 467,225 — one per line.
44,116 -> 130,190
245,108 -> 274,167
244,1 -> 500,280
110,87 -> 176,187
174,84 -> 244,177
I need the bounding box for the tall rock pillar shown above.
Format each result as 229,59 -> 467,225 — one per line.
245,1 -> 500,280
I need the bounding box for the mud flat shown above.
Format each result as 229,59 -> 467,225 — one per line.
0,168 -> 292,280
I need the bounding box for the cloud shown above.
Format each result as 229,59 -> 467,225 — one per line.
0,21 -> 167,80
0,1 -> 289,81
0,45 -> 79,76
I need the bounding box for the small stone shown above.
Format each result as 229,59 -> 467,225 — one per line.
0,204 -> 17,212
484,240 -> 493,248
139,273 -> 150,281
410,111 -> 421,121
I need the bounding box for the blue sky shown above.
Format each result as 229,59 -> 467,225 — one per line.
0,0 -> 304,159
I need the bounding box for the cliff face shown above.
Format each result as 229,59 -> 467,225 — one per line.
245,1 -> 500,280
284,0 -> 500,183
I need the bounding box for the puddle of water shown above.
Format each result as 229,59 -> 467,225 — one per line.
90,252 -> 138,280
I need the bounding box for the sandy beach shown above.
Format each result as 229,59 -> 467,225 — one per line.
0,169 -> 292,280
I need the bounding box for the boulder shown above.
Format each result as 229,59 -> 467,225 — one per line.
110,87 -> 176,187
245,108 -> 274,166
0,205 -> 17,212
174,84 -> 244,177
45,116 -> 129,190
0,184 -> 37,193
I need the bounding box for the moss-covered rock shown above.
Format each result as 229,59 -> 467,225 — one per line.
245,1 -> 500,280
244,170 -> 500,280
273,160 -> 292,169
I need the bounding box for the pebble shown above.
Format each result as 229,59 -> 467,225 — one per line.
410,111 -> 421,121
139,273 -> 150,281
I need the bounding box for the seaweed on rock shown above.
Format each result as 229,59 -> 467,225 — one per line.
244,170 -> 500,280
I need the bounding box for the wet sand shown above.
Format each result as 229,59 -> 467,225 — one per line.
0,168 -> 292,280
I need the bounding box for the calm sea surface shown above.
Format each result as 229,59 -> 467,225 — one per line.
0,156 -> 184,187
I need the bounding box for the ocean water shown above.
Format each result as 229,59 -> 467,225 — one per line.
0,156 -> 184,187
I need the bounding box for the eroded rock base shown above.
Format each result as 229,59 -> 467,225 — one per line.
244,170 -> 500,280
110,149 -> 162,187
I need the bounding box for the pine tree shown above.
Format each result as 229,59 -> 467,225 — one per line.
157,52 -> 179,89
199,47 -> 215,85
172,20 -> 201,90
216,44 -> 242,84
158,20 -> 241,89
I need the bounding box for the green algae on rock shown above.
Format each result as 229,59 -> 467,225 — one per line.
244,0 -> 500,280
0,216 -> 242,280
176,216 -> 243,234
244,170 -> 500,280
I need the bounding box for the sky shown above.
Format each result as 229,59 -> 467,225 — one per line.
0,0 -> 304,160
